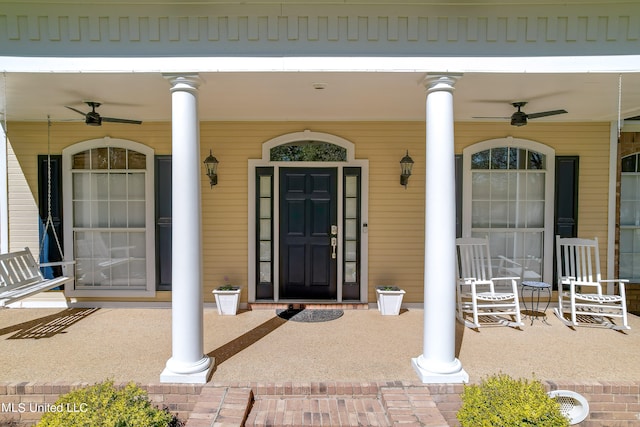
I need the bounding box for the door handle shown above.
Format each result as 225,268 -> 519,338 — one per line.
331,237 -> 337,259
330,225 -> 337,259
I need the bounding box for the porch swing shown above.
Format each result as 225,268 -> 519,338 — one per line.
0,117 -> 75,307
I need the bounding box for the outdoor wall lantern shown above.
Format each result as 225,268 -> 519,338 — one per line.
204,149 -> 219,187
400,150 -> 414,188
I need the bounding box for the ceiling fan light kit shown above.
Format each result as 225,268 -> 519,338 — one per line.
65,101 -> 142,126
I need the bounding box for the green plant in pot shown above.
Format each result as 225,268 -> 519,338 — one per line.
457,373 -> 569,427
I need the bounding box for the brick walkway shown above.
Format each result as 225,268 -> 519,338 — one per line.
185,382 -> 451,427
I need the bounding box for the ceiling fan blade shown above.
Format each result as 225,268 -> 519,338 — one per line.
101,116 -> 143,125
65,106 -> 88,117
527,109 -> 567,119
472,116 -> 511,119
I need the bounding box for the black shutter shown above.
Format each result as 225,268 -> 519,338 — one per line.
554,156 -> 579,287
554,156 -> 579,238
155,156 -> 172,290
455,154 -> 463,238
37,155 -> 63,278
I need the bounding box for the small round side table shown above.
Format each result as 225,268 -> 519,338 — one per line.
520,281 -> 551,325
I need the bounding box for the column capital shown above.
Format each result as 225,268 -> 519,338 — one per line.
421,73 -> 462,94
163,73 -> 203,93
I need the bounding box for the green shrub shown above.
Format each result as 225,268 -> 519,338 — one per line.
457,374 -> 570,427
36,380 -> 181,427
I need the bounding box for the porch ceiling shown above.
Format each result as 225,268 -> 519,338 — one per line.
2,71 -> 640,124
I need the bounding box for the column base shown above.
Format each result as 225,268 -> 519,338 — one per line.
411,356 -> 469,384
160,356 -> 213,384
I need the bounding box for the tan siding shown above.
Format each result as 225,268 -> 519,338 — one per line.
7,141 -> 39,256
6,120 -> 613,303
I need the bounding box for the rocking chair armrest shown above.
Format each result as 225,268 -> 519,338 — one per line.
600,278 -> 629,283
491,276 -> 520,282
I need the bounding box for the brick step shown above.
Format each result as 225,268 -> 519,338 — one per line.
185,382 -> 450,427
245,395 -> 389,426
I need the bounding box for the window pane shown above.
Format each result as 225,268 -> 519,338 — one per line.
92,148 -> 109,170
74,231 -> 91,258
260,199 -> 271,219
110,147 -> 127,169
110,201 -> 127,227
345,262 -> 357,283
128,173 -> 145,199
345,176 -> 358,197
128,201 -> 146,227
491,147 -> 508,169
621,175 -> 638,200
345,219 -> 357,240
128,150 -> 146,169
620,201 -> 637,226
72,151 -> 90,169
527,173 -> 545,200
525,201 -> 545,227
259,219 -> 271,240
491,202 -> 508,227
110,174 -> 127,200
259,241 -> 271,261
92,173 -> 109,200
621,155 -> 637,172
471,150 -> 489,169
471,172 -> 490,199
111,232 -> 129,259
129,232 -> 146,259
345,241 -> 357,261
471,201 -> 490,227
345,198 -> 357,218
92,201 -> 109,227
490,173 -> 508,199
259,175 -> 271,197
528,151 -> 546,170
73,174 -> 89,200
129,260 -> 146,285
259,262 -> 271,282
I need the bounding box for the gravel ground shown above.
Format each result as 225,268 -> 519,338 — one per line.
1,306 -> 638,384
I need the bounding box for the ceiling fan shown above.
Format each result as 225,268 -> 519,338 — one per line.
474,101 -> 567,127
65,101 -> 142,126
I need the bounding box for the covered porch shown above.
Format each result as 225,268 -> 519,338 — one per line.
1,306 -> 639,425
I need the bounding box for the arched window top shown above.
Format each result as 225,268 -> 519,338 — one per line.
270,141 -> 347,162
464,136 -> 553,171
261,130 -> 356,162
71,147 -> 146,170
471,146 -> 546,170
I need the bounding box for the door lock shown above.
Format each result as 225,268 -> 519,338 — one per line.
331,225 -> 338,235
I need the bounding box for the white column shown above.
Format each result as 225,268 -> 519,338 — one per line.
412,74 -> 468,383
161,74 -> 212,384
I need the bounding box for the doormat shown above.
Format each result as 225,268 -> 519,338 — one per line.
276,308 -> 344,323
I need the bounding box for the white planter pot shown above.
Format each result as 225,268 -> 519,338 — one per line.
212,287 -> 241,315
376,287 -> 406,315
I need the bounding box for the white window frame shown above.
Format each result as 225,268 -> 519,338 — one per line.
463,136 -> 555,284
62,137 -> 156,297
619,152 -> 640,282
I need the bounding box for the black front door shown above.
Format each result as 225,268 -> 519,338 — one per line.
279,167 -> 337,299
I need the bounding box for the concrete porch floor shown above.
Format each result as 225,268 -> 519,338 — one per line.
1,306 -> 639,425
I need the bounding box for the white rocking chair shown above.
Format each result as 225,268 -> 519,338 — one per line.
456,237 -> 523,329
555,236 -> 629,330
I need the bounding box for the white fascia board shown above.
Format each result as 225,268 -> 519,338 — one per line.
2,55 -> 640,74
